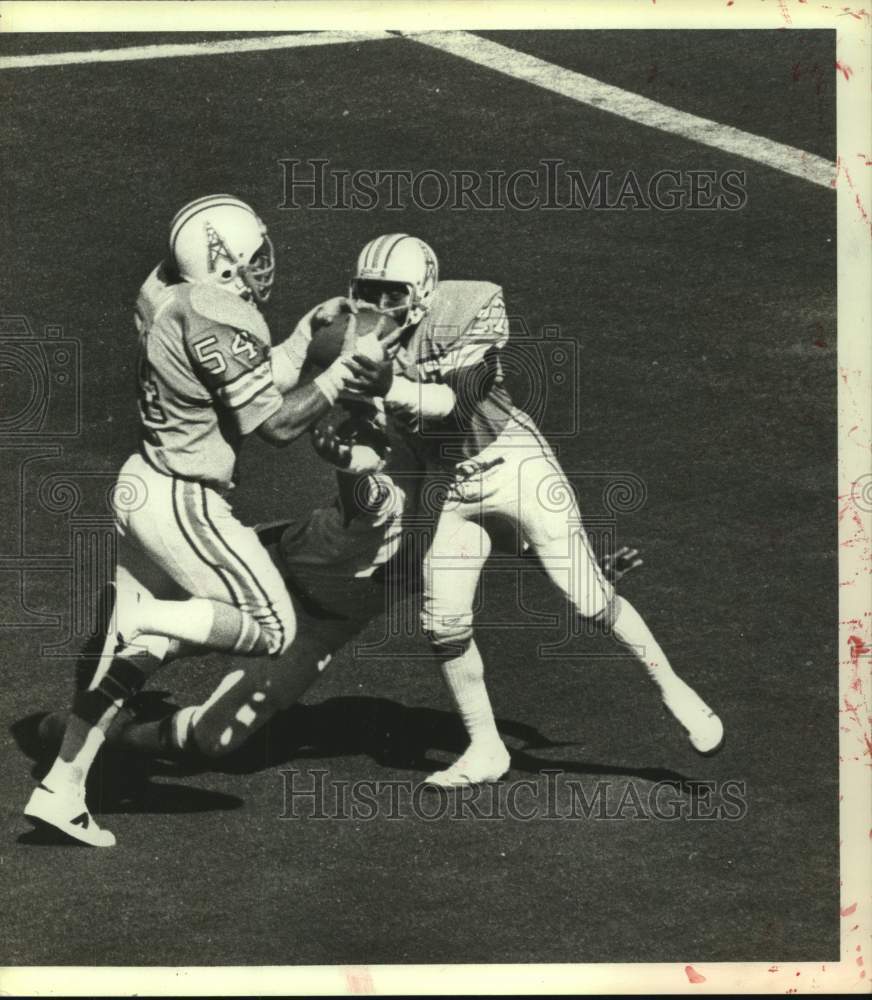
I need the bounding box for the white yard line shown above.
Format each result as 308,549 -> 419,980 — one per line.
406,31 -> 836,189
1,26 -> 836,189
0,29 -> 394,70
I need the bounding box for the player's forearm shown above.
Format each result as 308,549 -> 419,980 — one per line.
271,305 -> 321,392
259,359 -> 353,445
383,353 -> 499,421
384,377 -> 456,420
271,336 -> 307,393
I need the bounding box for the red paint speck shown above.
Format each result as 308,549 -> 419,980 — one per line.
685,965 -> 706,984
841,901 -> 858,916
836,60 -> 854,80
848,635 -> 870,665
814,338 -> 828,348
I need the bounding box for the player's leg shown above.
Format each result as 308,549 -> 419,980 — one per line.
513,443 -> 723,753
420,509 -> 510,786
118,461 -> 297,659
24,538 -> 179,846
25,463 -> 295,844
108,570 -> 389,759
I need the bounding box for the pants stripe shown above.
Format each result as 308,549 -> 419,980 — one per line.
178,484 -> 263,650
173,480 -> 261,650
195,485 -> 286,654
171,479 -> 237,605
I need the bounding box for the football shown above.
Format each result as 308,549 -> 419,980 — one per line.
306,308 -> 399,369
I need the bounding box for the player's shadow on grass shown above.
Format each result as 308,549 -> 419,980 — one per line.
152,695 -> 695,788
12,695 -> 698,812
11,712 -> 244,827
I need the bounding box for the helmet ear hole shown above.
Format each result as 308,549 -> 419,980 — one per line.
220,269 -> 233,279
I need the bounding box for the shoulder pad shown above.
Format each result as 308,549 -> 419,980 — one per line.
189,283 -> 267,335
425,281 -> 504,347
432,280 -> 502,312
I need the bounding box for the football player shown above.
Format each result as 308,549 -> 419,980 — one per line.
42,433 -> 641,771
310,234 -> 724,787
24,195 -> 390,846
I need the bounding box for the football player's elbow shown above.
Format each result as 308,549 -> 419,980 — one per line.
257,411 -> 304,447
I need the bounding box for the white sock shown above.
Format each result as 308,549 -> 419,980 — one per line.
139,597 -> 215,646
43,725 -> 105,795
439,641 -> 502,749
610,597 -> 679,693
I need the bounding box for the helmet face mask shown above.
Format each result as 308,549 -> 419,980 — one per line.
238,234 -> 275,304
170,195 -> 276,306
349,278 -> 413,325
351,234 -> 438,331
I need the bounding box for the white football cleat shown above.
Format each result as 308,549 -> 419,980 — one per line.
424,741 -> 511,788
24,783 -> 116,847
661,679 -> 725,755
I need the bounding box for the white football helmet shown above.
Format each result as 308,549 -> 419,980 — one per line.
169,194 -> 275,304
350,234 -> 438,329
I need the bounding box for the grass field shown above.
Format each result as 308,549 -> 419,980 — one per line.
0,29 -> 838,966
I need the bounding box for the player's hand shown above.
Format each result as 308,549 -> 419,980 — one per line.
311,421 -> 352,469
344,354 -> 394,397
375,315 -> 404,356
601,546 -> 643,584
312,296 -> 357,332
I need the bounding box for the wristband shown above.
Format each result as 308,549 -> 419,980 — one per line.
385,377 -> 455,418
314,357 -> 351,405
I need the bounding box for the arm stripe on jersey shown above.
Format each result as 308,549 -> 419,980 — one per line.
215,363 -> 274,409
221,380 -> 275,413
217,359 -> 271,390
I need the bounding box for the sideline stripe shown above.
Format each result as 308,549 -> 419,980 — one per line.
0,30 -> 393,70
406,31 -> 836,189
1,26 -> 835,189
